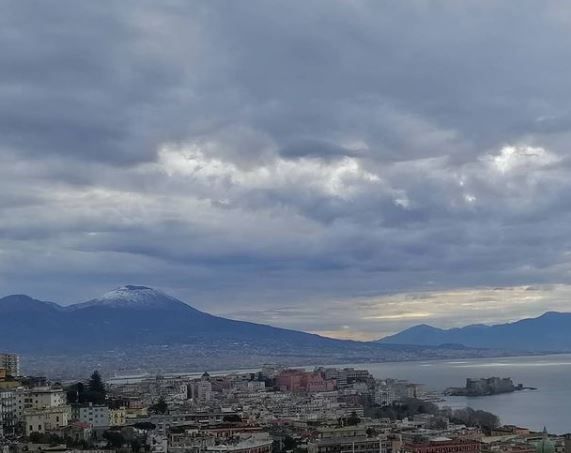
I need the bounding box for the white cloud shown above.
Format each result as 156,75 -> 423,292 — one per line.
488,145 -> 560,174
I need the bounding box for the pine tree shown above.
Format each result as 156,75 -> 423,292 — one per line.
85,370 -> 106,404
88,370 -> 105,393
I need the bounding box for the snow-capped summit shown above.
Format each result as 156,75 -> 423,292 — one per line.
68,285 -> 192,311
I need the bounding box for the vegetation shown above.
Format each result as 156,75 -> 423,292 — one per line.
444,407 -> 500,432
104,430 -> 126,448
338,411 -> 361,426
366,398 -> 440,420
65,370 -> 107,404
133,421 -> 157,430
366,398 -> 499,433
149,396 -> 168,414
28,432 -> 64,445
223,414 -> 242,423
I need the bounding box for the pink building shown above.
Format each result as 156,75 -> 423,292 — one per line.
276,370 -> 336,393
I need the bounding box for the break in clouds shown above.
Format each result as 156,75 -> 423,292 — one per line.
2,1 -> 571,339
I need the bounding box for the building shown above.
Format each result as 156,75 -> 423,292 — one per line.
465,378 -> 514,396
71,403 -> 110,428
276,370 -> 336,393
109,407 -> 126,426
309,435 -> 391,453
23,405 -> 70,436
205,435 -> 273,453
16,387 -> 66,419
0,355 -> 19,378
0,391 -> 17,436
404,439 -> 481,453
189,373 -> 213,405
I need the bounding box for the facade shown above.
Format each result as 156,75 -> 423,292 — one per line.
0,355 -> 19,378
16,387 -> 66,419
23,405 -> 70,436
404,440 -> 481,453
205,436 -> 273,453
71,403 -> 110,428
465,378 -> 514,396
276,370 -> 336,393
190,374 -> 213,404
0,391 -> 17,437
308,436 -> 390,453
109,407 -> 127,426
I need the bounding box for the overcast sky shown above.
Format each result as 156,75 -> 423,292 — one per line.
2,1 -> 571,339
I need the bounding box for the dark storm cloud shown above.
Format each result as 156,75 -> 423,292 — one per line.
2,0 -> 571,338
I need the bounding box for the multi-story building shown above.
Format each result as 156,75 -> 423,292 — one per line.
71,403 -> 110,428
205,434 -> 273,453
109,407 -> 126,426
0,391 -> 17,437
308,435 -> 391,453
189,373 -> 213,405
276,370 -> 336,393
24,406 -> 70,436
0,355 -> 19,378
404,439 -> 481,453
15,387 -> 66,419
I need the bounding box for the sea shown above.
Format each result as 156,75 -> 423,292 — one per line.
336,354 -> 571,435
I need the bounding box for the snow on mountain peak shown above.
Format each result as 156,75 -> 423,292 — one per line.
70,285 -> 191,310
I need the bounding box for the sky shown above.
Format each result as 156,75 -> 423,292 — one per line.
2,1 -> 571,340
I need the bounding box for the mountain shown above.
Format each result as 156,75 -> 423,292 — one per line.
0,285 -> 500,377
378,311 -> 571,352
0,285 -> 347,351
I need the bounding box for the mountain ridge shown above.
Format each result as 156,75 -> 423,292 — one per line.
378,311 -> 571,351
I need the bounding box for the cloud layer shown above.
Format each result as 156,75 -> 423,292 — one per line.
2,1 -> 571,338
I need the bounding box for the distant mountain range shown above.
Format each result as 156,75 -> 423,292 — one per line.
0,285 -> 349,352
0,285 -> 505,377
378,311 -> 571,352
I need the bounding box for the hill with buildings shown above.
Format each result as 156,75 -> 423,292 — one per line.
377,311 -> 571,352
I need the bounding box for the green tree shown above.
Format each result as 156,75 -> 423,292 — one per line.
149,397 -> 168,414
85,370 -> 106,404
223,414 -> 242,423
103,431 -> 125,448
88,370 -> 106,394
346,411 -> 361,426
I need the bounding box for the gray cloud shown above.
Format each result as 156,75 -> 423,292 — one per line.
1,1 -> 571,337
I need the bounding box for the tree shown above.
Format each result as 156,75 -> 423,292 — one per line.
66,382 -> 85,404
133,422 -> 156,431
88,370 -> 106,394
131,439 -> 142,452
103,431 -> 125,448
84,370 -> 106,404
223,414 -> 242,423
149,397 -> 168,414
346,411 -> 361,426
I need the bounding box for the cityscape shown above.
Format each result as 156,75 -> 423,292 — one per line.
0,352 -> 564,453
2,1 -> 571,453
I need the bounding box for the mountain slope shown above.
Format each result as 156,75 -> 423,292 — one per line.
0,286 -> 516,377
0,285 -> 394,352
378,311 -> 571,351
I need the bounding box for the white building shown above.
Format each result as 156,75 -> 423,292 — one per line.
71,403 -> 110,428
16,387 -> 66,419
189,373 -> 212,405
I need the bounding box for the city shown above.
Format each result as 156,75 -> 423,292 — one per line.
2,2 -> 571,453
0,352 -> 563,453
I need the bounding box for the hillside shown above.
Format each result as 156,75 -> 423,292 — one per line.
378,311 -> 571,351
0,285 -> 502,377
